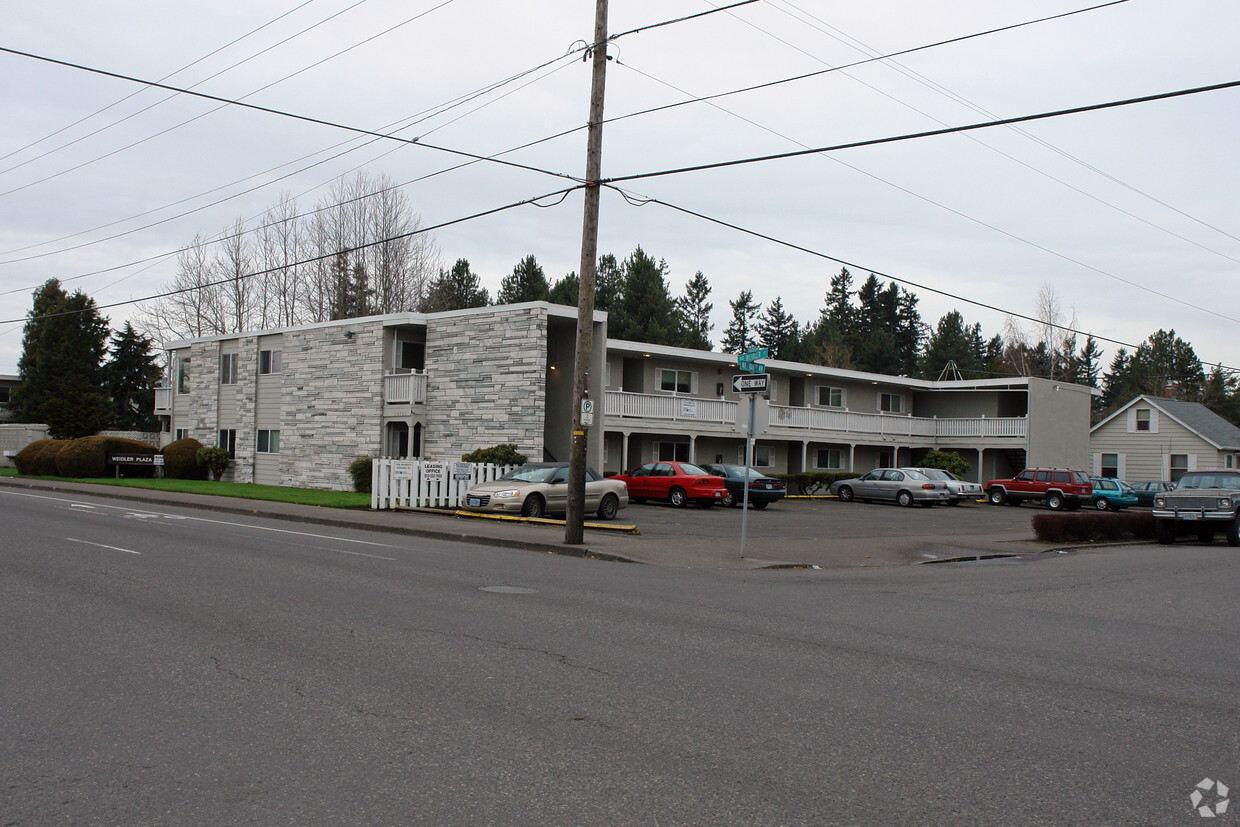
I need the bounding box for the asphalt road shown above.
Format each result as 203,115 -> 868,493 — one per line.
2,487 -> 1236,825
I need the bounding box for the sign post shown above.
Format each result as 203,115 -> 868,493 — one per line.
732,375 -> 770,559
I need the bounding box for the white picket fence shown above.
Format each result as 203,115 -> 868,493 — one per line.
371,459 -> 517,510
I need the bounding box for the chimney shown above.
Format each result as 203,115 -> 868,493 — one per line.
1164,381 -> 1177,399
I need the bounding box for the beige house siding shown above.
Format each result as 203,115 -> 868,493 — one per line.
1091,414 -> 1213,482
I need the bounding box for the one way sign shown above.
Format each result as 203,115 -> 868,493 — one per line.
732,373 -> 769,393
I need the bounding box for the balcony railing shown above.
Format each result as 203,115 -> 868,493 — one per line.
154,387 -> 172,413
603,390 -> 1026,440
383,372 -> 427,405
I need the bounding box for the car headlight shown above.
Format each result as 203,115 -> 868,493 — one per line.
1154,495 -> 1165,507
1220,498 -> 1232,509
493,489 -> 520,499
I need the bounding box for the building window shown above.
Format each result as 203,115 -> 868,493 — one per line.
879,392 -> 903,413
176,358 -> 191,393
1101,453 -> 1119,478
752,445 -> 774,467
1227,455 -> 1236,470
175,428 -> 189,441
218,429 -> 237,458
816,386 -> 844,407
219,353 -> 238,385
659,368 -> 693,394
1135,409 -> 1151,431
1170,454 -> 1188,483
0,386 -> 10,404
259,349 -> 282,375
656,441 -> 689,462
257,429 -> 280,453
815,448 -> 842,469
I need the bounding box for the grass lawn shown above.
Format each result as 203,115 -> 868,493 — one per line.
0,468 -> 370,508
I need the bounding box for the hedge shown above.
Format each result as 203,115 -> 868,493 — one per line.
162,437 -> 208,480
56,435 -> 157,478
771,470 -> 857,495
14,439 -> 67,476
1031,511 -> 1155,543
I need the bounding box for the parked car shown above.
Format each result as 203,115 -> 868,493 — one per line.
701,464 -> 786,509
829,468 -> 952,507
1151,469 -> 1240,545
912,467 -> 983,505
1087,477 -> 1140,511
984,467 -> 1092,510
612,461 -> 728,508
1130,480 -> 1174,507
462,462 -> 627,520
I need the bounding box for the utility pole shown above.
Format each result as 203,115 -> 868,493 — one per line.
565,0 -> 609,545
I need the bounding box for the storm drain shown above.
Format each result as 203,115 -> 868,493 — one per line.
921,553 -> 1021,565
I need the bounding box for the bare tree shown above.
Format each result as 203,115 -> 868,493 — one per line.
257,193 -> 305,328
140,234 -> 226,343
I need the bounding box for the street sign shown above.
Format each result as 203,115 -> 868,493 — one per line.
738,347 -> 768,373
581,398 -> 594,415
732,373 -> 769,394
734,395 -> 769,437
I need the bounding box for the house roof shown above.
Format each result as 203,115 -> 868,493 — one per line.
1092,394 -> 1240,450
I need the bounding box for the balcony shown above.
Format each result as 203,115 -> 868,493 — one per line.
603,390 -> 1026,440
154,387 -> 172,414
383,372 -> 427,405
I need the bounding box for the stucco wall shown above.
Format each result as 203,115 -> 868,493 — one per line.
1025,377 -> 1093,468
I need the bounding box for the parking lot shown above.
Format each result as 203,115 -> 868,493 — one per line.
614,496 -> 1096,567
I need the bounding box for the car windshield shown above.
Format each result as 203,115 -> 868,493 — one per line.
499,466 -> 558,483
1175,473 -> 1240,490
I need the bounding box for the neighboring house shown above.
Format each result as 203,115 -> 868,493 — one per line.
0,374 -> 17,422
1090,394 -> 1240,484
156,302 -> 1097,490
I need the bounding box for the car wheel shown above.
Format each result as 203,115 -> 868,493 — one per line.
1226,518 -> 1240,547
668,487 -> 688,508
752,501 -> 768,510
521,494 -> 545,518
837,485 -> 854,503
988,487 -> 1006,505
720,490 -> 737,508
1046,492 -> 1065,510
897,490 -> 914,508
1154,519 -> 1176,545
1093,497 -> 1110,511
596,493 -> 619,521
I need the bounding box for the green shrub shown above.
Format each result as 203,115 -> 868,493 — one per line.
462,444 -> 527,466
55,435 -> 156,478
197,446 -> 232,481
1032,511 -> 1155,543
348,456 -> 373,493
15,439 -> 67,476
162,438 -> 207,480
917,449 -> 971,479
772,470 -> 855,495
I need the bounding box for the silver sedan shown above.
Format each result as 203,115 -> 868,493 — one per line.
830,468 -> 952,507
912,467 -> 984,505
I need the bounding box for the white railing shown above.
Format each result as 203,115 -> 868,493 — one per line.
154,387 -> 172,413
383,372 -> 427,405
603,390 -> 1026,439
371,459 -> 517,510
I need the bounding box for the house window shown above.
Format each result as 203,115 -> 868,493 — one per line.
259,349 -> 282,375
816,386 -> 844,407
657,441 -> 690,462
752,445 -> 774,468
0,386 -> 10,404
815,448 -> 842,469
219,353 -> 238,385
1227,455 -> 1236,470
879,393 -> 903,413
175,428 -> 189,441
1101,453 -> 1119,478
218,429 -> 237,458
1135,409 -> 1151,431
659,368 -> 693,394
397,341 -> 424,372
1170,454 -> 1188,483
257,429 -> 280,453
176,358 -> 191,393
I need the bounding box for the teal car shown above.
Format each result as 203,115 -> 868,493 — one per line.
1088,477 -> 1139,511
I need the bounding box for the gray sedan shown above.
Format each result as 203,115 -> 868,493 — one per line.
912,467 -> 984,505
830,468 -> 952,507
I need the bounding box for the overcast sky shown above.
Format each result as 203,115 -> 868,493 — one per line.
1,0 -> 1238,378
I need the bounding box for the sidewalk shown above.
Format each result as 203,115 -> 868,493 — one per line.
0,476 -> 1057,571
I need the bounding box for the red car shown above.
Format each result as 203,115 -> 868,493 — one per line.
613,461 -> 728,508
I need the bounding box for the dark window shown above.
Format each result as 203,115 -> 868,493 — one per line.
259,349 -> 282,375
217,429 -> 237,458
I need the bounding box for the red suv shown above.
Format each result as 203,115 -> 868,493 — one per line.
985,468 -> 1092,510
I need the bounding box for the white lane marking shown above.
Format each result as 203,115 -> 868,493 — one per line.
70,503 -> 96,509
5,489 -> 418,558
66,537 -> 141,555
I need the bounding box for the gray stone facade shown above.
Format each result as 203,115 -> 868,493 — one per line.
424,306 -> 547,461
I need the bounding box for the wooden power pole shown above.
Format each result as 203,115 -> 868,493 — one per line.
565,0 -> 609,545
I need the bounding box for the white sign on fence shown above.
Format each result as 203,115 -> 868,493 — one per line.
371,459 -> 518,510
422,461 -> 447,482
679,398 -> 698,418
451,461 -> 472,480
392,460 -> 416,479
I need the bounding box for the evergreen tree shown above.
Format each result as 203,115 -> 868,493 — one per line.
756,296 -> 797,359
328,252 -> 374,320
496,254 -> 550,304
104,322 -> 163,430
9,279 -> 112,439
547,272 -> 579,307
421,258 -> 489,312
595,253 -> 623,313
674,271 -> 713,350
920,310 -> 983,379
721,290 -> 761,354
893,288 -> 923,376
612,247 -> 677,345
